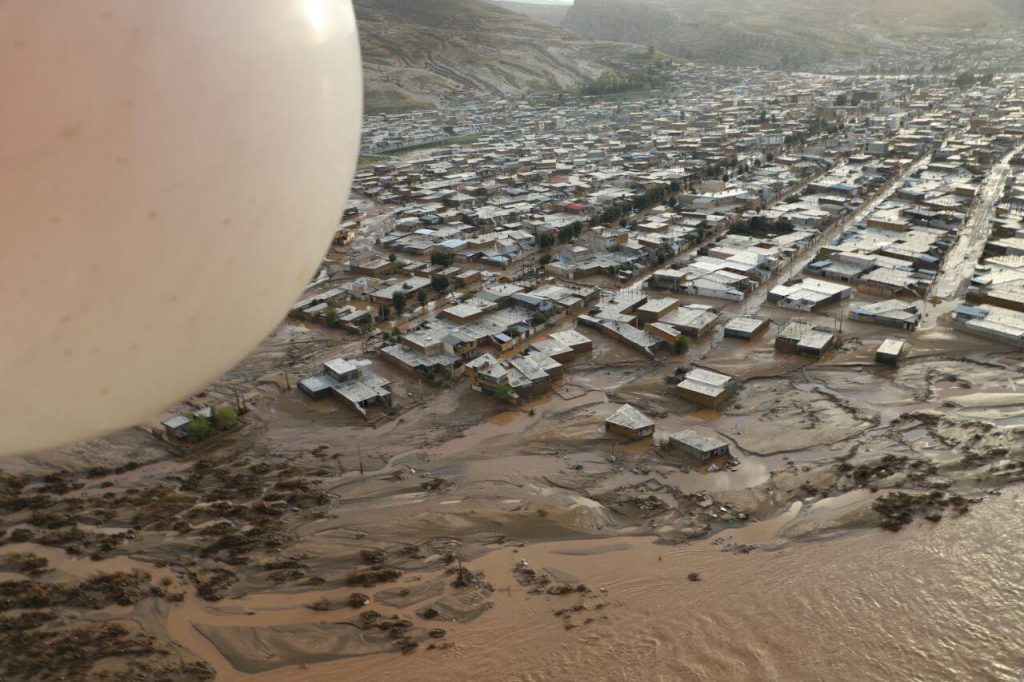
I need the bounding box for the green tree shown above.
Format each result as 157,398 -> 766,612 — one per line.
539,254 -> 552,266
417,289 -> 428,307
388,253 -> 397,263
954,72 -> 975,89
392,291 -> 407,315
324,305 -> 340,327
538,232 -> 556,249
214,405 -> 237,428
495,385 -> 516,404
186,415 -> 212,442
430,252 -> 455,267
674,337 -> 690,355
697,219 -> 710,240
431,274 -> 450,293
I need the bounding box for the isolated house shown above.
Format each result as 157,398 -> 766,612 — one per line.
876,338 -> 906,367
299,358 -> 393,418
605,404 -> 656,440
668,430 -> 730,462
161,415 -> 192,440
676,367 -> 739,409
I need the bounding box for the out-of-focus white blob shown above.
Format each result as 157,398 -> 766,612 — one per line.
0,1 -> 363,455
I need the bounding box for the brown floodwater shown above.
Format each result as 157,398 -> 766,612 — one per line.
221,484 -> 1024,682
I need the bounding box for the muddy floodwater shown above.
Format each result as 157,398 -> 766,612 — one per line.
273,485 -> 1024,682
4,310 -> 1024,680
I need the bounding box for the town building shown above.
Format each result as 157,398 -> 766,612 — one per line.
299,358 -> 393,418
675,367 -> 739,409
605,404 -> 656,440
667,430 -> 731,461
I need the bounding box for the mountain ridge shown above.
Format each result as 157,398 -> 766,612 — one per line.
564,0 -> 1024,69
355,0 -> 661,111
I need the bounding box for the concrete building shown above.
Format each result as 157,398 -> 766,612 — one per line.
952,304 -> 1024,348
723,316 -> 770,339
667,430 -> 730,461
675,367 -> 739,409
876,338 -> 906,367
775,320 -> 837,357
769,278 -> 852,311
605,404 -> 656,440
849,300 -> 920,329
161,415 -> 192,440
299,358 -> 393,418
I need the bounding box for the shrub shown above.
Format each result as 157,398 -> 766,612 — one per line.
430,252 -> 455,267
495,385 -> 516,404
392,291 -> 407,315
186,416 -> 212,442
324,306 -> 340,327
431,274 -> 450,293
214,405 -> 237,429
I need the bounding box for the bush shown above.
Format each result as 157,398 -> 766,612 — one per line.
431,274 -> 450,293
186,416 -> 212,442
392,291 -> 407,315
324,306 -> 340,327
214,405 -> 237,428
495,385 -> 516,404
430,252 -> 455,267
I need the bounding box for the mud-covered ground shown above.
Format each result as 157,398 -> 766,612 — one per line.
3,305 -> 1024,680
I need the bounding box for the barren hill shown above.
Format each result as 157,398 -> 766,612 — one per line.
355,0 -> 660,111
564,0 -> 1024,69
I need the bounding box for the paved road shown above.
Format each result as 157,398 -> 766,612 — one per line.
929,145 -> 1023,302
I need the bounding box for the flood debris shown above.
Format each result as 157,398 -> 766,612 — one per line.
872,491 -> 980,531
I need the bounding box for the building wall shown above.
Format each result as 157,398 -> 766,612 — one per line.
606,422 -> 654,440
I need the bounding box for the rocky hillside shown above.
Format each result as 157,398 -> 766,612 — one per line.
488,0 -> 573,26
355,0 -> 659,111
564,0 -> 1024,69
